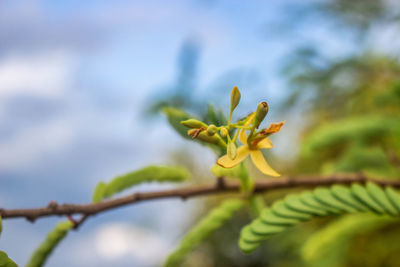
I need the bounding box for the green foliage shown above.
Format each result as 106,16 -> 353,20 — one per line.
0,251 -> 18,267
299,115 -> 400,176
92,165 -> 190,202
302,213 -> 396,267
239,183 -> 400,254
301,116 -> 400,156
164,199 -> 244,267
204,104 -> 227,126
162,107 -> 193,140
26,221 -> 74,267
162,106 -> 227,155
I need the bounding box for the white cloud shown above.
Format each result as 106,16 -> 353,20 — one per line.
94,223 -> 170,266
0,118 -> 76,171
0,50 -> 76,98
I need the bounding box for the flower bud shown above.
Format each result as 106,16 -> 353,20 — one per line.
230,86 -> 241,113
181,119 -> 207,129
220,127 -> 228,137
206,124 -> 218,136
254,102 -> 269,129
227,141 -> 237,160
196,131 -> 227,148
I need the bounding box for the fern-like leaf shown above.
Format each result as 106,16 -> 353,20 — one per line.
239,182 -> 400,253
0,251 -> 18,267
26,221 -> 74,267
92,165 -> 190,202
164,199 -> 243,267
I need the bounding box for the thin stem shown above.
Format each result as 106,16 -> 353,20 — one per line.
228,110 -> 233,127
232,128 -> 241,143
1,173 -> 398,223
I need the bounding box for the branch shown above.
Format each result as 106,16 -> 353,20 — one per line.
1,174 -> 400,223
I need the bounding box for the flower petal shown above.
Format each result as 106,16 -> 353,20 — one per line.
244,112 -> 256,126
257,137 -> 273,149
217,145 -> 250,168
250,150 -> 280,177
239,112 -> 256,144
239,129 -> 248,144
261,121 -> 286,135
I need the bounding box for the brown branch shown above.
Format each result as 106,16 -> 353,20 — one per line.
1,174 -> 400,223
387,150 -> 400,173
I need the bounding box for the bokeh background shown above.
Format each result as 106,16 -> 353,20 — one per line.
1,0 -> 400,266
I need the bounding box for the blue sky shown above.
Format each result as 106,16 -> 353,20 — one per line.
0,0 -> 363,266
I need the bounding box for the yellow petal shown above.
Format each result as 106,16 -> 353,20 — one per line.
257,137 -> 273,149
239,112 -> 256,144
239,129 -> 248,144
217,145 -> 249,168
250,150 -> 280,177
244,112 -> 256,127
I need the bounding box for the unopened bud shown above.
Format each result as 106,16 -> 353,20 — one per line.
181,119 -> 207,129
227,141 -> 237,160
207,124 -> 218,136
230,86 -> 241,113
196,131 -> 226,148
254,102 -> 268,128
220,127 -> 228,137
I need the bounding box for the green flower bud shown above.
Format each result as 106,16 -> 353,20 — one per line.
254,102 -> 268,129
227,141 -> 237,160
197,131 -> 227,149
206,124 -> 218,136
220,127 -> 228,137
230,86 -> 241,113
181,119 -> 207,129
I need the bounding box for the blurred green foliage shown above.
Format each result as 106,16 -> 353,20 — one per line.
184,0 -> 400,266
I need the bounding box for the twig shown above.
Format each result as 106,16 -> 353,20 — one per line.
387,150 -> 400,173
0,174 -> 399,224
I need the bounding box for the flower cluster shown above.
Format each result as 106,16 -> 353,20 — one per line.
181,86 -> 285,177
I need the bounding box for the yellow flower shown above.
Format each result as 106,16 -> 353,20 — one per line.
217,113 -> 285,177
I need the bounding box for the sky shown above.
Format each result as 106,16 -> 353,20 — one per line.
0,0 -> 360,266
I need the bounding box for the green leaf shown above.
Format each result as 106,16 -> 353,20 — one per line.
26,221 -> 74,267
301,116 -> 400,157
314,188 -> 357,213
162,106 -> 226,155
239,183 -> 400,254
0,251 -> 18,267
330,185 -> 369,212
285,195 -> 327,216
302,214 -> 397,267
204,104 -> 227,126
92,182 -> 107,203
259,209 -> 299,226
164,199 -> 243,267
162,107 -> 192,140
351,183 -> 385,213
299,191 -> 339,215
385,187 -> 400,213
92,165 -> 190,202
366,182 -> 398,215
271,200 -> 311,220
